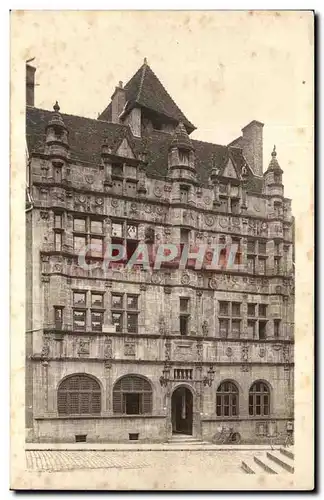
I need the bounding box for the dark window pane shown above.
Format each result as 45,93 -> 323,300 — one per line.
91,293 -> 103,307
112,294 -> 123,309
112,312 -> 122,332
55,232 -> 62,251
127,313 -> 138,333
127,295 -> 138,310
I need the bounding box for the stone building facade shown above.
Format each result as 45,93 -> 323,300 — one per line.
25,59 -> 294,443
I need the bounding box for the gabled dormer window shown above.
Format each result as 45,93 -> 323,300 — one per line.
179,149 -> 189,165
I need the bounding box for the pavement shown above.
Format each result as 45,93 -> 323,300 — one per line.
25,449 -> 267,474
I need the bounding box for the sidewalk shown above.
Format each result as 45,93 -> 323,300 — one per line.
26,442 -> 283,452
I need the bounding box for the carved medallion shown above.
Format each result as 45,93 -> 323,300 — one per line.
219,217 -> 228,228
203,196 -> 212,206
204,214 -> 214,227
85,175 -> 94,184
96,197 -> 103,205
259,348 -> 265,358
154,186 -> 162,198
181,273 -> 190,286
111,199 -> 119,208
209,277 -> 218,290
226,347 -> 233,357
144,204 -> 152,214
124,342 -> 136,357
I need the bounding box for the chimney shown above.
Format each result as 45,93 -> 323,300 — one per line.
241,120 -> 264,176
26,64 -> 36,107
111,81 -> 126,124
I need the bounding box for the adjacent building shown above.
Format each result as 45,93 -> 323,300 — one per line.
25,59 -> 294,443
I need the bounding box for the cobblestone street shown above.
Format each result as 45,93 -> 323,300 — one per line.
26,449 -> 255,473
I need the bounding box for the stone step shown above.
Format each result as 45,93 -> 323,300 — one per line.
241,461 -> 256,474
280,447 -> 294,460
253,455 -> 278,474
267,451 -> 294,473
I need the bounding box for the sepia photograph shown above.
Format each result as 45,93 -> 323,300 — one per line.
10,10 -> 314,490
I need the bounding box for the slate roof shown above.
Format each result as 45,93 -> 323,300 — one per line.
98,62 -> 196,133
266,145 -> 283,173
26,105 -> 263,193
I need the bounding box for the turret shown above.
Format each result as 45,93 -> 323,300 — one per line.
45,101 -> 69,160
168,122 -> 197,204
263,146 -> 284,197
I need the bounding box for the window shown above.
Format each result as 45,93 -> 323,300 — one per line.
111,220 -> 138,264
259,304 -> 267,317
248,304 -> 256,317
274,242 -> 280,255
232,320 -> 241,338
57,374 -> 101,415
247,239 -> 256,254
54,232 -> 62,251
73,291 -> 105,332
126,180 -> 137,197
216,381 -> 239,417
74,292 -> 86,307
111,293 -> 139,333
91,293 -> 103,308
179,150 -> 189,166
232,237 -> 242,265
247,319 -> 256,338
274,257 -> 281,274
249,381 -> 270,416
232,302 -> 241,317
73,216 -> 104,258
259,257 -> 266,275
259,321 -> 267,340
219,301 -> 229,316
247,256 -> 255,274
219,318 -> 229,338
274,173 -> 281,184
180,185 -> 189,204
274,202 -> 281,217
91,311 -> 104,332
230,199 -> 240,214
113,376 -> 152,415
112,163 -> 123,177
218,302 -> 241,338
54,213 -> 62,228
274,319 -> 281,338
179,298 -> 190,335
54,167 -> 62,183
180,228 -> 190,244
73,310 -> 86,331
258,240 -> 267,255
54,306 -> 63,329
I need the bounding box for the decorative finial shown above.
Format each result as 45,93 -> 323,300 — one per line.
144,57 -> 148,65
53,101 -> 60,113
118,81 -> 123,88
272,145 -> 277,157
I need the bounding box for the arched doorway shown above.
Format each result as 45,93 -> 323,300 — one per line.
171,386 -> 193,435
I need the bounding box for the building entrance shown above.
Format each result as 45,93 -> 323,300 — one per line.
171,387 -> 193,435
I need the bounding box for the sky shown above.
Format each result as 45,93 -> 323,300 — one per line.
14,10 -> 313,213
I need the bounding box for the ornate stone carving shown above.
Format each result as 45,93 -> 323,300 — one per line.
209,277 -> 218,290
104,337 -> 112,359
203,196 -> 212,206
96,197 -> 103,205
111,199 -> 119,208
159,315 -> 167,336
202,320 -> 209,336
259,348 -> 265,358
204,214 -> 214,226
140,284 -> 147,291
151,273 -> 162,284
153,185 -> 162,198
165,339 -> 171,361
41,275 -> 50,283
85,175 -> 94,184
40,211 -> 49,220
226,347 -> 233,357
144,204 -> 152,214
41,254 -> 50,262
164,184 -> 172,192
78,338 -> 90,356
41,334 -> 51,358
124,341 -> 136,357
164,286 -> 172,294
219,216 -> 228,228
181,272 -> 190,286
242,345 -> 249,362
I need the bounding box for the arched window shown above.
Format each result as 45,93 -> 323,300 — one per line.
249,381 -> 270,416
113,375 -> 152,415
57,374 -> 101,415
216,381 -> 239,417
